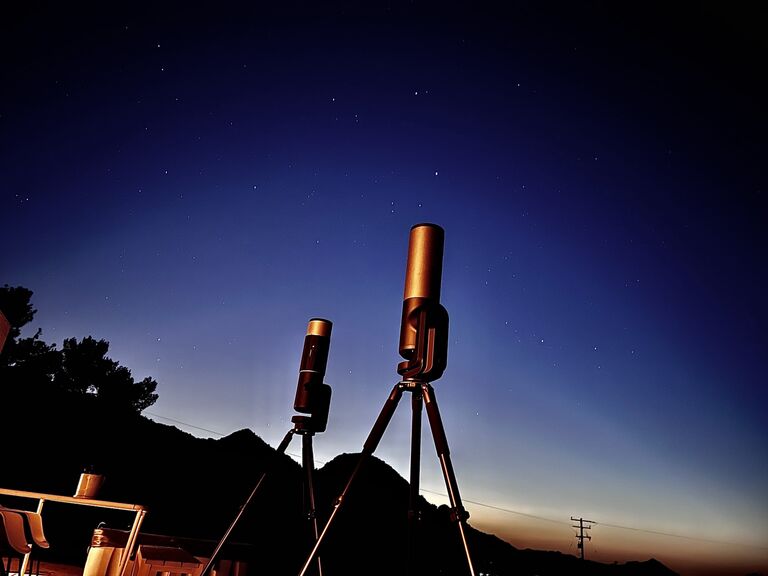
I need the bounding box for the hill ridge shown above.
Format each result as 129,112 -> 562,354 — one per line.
0,402 -> 677,576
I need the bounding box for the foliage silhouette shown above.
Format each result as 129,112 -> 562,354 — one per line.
0,284 -> 36,342
0,285 -> 158,415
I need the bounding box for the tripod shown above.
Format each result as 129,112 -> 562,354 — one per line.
298,303 -> 477,576
200,416 -> 324,576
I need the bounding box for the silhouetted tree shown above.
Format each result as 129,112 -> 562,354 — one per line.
0,284 -> 36,342
54,336 -> 159,414
0,284 -> 59,390
0,284 -> 159,415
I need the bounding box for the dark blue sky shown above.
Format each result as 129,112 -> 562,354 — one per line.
3,3 -> 766,574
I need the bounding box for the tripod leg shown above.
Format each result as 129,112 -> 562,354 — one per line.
298,382 -> 406,576
408,386 -> 423,576
422,384 -> 477,576
302,433 -> 323,576
201,429 -> 295,576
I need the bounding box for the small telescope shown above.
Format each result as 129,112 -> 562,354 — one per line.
202,318 -> 333,576
293,318 -> 333,433
397,223 -> 449,382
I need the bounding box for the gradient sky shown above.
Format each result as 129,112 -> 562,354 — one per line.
2,3 -> 766,575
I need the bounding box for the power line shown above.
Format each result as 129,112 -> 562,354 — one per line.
424,490 -> 768,551
420,487 -> 570,526
145,411 -> 227,437
571,517 -> 595,560
594,521 -> 768,551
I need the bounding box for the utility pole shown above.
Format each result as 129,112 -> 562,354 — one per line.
570,516 -> 595,560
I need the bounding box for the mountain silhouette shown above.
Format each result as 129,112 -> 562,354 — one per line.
0,399 -> 677,575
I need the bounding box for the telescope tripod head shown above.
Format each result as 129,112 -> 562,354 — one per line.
291,410 -> 329,435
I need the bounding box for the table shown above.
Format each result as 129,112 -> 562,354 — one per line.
0,488 -> 147,576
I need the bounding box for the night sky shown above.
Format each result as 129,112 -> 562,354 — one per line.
2,3 -> 766,575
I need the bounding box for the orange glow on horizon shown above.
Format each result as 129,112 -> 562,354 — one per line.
470,513 -> 768,576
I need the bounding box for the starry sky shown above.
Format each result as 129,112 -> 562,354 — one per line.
2,3 -> 766,575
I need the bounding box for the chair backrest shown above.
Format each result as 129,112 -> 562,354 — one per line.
0,510 -> 32,555
7,510 -> 49,549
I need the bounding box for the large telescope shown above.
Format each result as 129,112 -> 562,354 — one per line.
293,318 -> 333,433
397,223 -> 449,382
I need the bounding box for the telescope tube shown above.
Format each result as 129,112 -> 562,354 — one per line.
294,318 -> 333,414
399,223 -> 444,360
